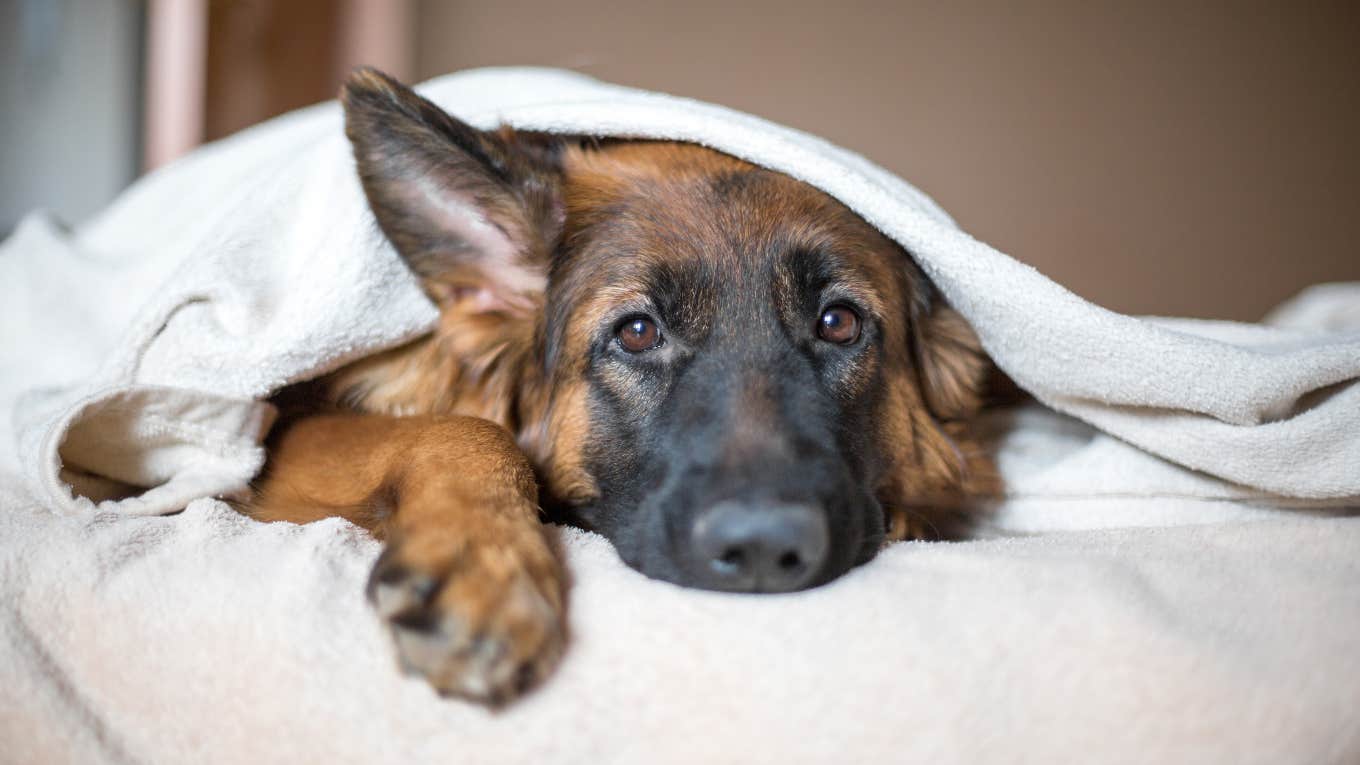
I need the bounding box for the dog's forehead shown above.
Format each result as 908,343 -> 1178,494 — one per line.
542,142 -> 915,369
556,141 -> 903,301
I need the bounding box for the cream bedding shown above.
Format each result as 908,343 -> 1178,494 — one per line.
1,68 -> 1357,763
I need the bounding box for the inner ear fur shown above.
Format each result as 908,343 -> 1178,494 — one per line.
340,67 -> 564,315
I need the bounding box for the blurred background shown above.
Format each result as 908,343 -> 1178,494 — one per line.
2,0 -> 1356,320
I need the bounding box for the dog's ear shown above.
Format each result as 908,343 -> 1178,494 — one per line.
912,291 -> 989,422
340,67 -> 562,315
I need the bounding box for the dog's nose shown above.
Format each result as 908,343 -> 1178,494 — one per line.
690,501 -> 829,592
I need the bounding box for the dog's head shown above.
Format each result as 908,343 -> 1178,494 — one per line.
337,69 -> 992,592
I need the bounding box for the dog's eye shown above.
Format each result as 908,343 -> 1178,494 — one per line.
616,316 -> 663,353
816,306 -> 861,345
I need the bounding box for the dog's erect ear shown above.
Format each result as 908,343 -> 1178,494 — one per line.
340,67 -> 563,314
912,292 -> 989,422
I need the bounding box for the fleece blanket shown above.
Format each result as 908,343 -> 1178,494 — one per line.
1,67 -> 1358,762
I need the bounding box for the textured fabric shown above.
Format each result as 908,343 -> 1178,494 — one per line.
1,483 -> 1357,765
1,67 -> 1358,763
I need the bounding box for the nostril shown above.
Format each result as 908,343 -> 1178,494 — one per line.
718,547 -> 747,570
777,551 -> 803,571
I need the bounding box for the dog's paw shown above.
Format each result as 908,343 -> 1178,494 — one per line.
367,520 -> 564,705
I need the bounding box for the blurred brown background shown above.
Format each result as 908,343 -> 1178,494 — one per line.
5,1 -> 1357,321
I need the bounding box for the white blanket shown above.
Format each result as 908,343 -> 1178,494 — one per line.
2,486 -> 1357,764
2,68 -> 1358,762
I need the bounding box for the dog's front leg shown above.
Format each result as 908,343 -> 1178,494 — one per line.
249,413 -> 564,704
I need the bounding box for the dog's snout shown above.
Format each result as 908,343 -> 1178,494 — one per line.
690,501 -> 829,592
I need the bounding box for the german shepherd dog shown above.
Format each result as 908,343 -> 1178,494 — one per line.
248,68 -> 993,704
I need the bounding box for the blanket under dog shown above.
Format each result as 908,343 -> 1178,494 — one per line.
1,68 -> 1357,763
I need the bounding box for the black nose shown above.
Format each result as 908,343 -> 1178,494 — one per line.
690,502 -> 830,592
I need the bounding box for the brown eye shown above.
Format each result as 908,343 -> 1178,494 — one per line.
616,316 -> 663,352
817,306 -> 861,344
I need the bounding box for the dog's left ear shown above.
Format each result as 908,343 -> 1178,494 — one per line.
340,67 -> 562,316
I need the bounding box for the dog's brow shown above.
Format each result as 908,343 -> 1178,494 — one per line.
783,247 -> 840,290
642,257 -> 712,304
780,247 -> 886,315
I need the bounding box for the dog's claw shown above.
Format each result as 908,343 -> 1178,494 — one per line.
368,528 -> 564,705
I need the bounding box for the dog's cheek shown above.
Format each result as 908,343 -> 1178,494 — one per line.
873,365 -> 998,541
529,378 -> 599,509
875,372 -> 954,496
913,303 -> 989,422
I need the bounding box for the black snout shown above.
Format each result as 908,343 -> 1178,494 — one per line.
690,501 -> 830,592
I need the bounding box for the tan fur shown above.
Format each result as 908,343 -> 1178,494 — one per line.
250,414 -> 562,704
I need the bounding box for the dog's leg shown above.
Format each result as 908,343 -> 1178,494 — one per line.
249,413 -> 563,704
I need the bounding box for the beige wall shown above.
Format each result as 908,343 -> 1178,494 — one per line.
416,1 -> 1360,321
